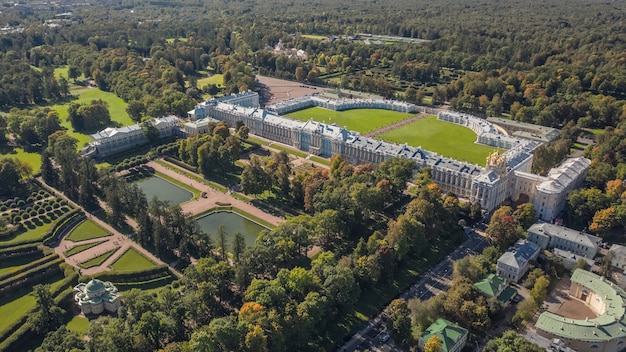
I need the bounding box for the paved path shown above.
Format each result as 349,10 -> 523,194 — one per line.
363,113 -> 425,138
148,160 -> 285,226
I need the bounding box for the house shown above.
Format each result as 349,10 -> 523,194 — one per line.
527,223 -> 600,259
609,244 -> 626,270
496,240 -> 541,282
474,274 -> 517,303
418,318 -> 468,352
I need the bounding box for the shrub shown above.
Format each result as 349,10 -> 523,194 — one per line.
0,205 -> 6,212
35,194 -> 43,201
44,205 -> 52,212
59,200 -> 67,206
37,208 -> 45,215
30,210 -> 38,217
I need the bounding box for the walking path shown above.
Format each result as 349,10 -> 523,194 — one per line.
148,160 -> 285,227
363,113 -> 425,138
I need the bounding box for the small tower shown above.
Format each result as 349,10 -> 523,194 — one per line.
486,151 -> 507,177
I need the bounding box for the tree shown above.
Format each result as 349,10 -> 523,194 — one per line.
241,156 -> 271,195
217,224 -> 228,261
36,326 -> 84,352
142,120 -> 161,144
530,275 -> 550,303
384,299 -> 412,348
424,335 -> 443,352
513,203 -> 536,230
28,284 -> 66,335
0,158 -> 23,196
486,206 -> 521,249
232,232 -> 246,262
127,100 -> 145,122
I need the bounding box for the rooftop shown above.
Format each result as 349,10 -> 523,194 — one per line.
499,240 -> 540,269
475,274 -> 506,298
535,269 -> 626,342
420,318 -> 468,352
528,223 -> 601,250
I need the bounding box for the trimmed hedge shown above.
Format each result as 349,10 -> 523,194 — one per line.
80,264 -> 170,283
0,209 -> 82,250
0,254 -> 60,282
163,156 -> 198,173
0,243 -> 41,258
0,225 -> 25,240
0,257 -> 64,296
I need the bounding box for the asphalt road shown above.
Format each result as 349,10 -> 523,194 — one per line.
338,231 -> 490,352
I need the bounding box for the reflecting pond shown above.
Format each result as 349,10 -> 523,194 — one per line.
135,176 -> 193,205
195,211 -> 268,248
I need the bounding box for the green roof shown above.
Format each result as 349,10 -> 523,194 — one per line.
85,279 -> 105,292
420,318 -> 468,352
474,274 -> 506,298
535,269 -> 626,342
497,286 -> 517,303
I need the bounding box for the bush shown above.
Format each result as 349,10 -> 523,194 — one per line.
37,208 -> 45,215
0,205 -> 6,212
30,210 -> 38,217
17,199 -> 25,207
35,194 -> 43,201
44,205 -> 52,212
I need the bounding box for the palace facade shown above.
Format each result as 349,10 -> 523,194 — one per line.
188,94 -> 589,216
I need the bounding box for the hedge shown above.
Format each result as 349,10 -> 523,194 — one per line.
163,156 -> 198,173
0,254 -> 60,282
0,225 -> 25,240
0,243 -> 41,258
0,209 -> 82,250
0,257 -> 64,296
79,264 -> 171,283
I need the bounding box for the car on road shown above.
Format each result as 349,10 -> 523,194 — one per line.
380,333 -> 390,343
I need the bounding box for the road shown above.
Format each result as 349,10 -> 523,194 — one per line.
339,231 -> 489,352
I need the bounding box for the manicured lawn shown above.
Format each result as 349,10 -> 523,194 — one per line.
0,291 -> 35,334
300,34 -> 327,40
286,107 -> 413,134
378,115 -> 498,166
79,248 -> 118,269
47,89 -> 132,149
1,223 -> 51,245
197,74 -> 224,88
0,146 -> 42,173
65,220 -> 109,242
64,240 -> 106,257
110,247 -> 157,271
66,316 -> 89,334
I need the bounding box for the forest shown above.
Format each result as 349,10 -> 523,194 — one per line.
1,0 -> 626,350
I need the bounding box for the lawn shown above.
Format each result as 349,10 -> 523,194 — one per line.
286,107 -> 412,134
300,34 -> 327,40
110,247 -> 157,271
47,89 -> 132,149
79,248 -> 118,269
0,223 -> 51,246
65,219 -> 110,242
0,146 -> 42,173
64,240 -> 106,257
166,37 -> 189,43
197,74 -> 224,88
378,115 -> 497,166
66,316 -> 89,334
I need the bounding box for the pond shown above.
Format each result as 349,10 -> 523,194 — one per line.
135,176 -> 193,205
195,211 -> 268,248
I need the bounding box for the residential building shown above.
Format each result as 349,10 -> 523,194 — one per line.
609,244 -> 626,270
418,318 -> 468,352
73,279 -> 121,315
474,274 -> 517,302
497,240 -> 541,282
535,269 -> 626,352
527,223 -> 601,259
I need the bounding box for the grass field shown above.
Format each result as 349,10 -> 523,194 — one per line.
286,107 -> 412,134
0,146 -> 42,173
300,34 -> 327,40
47,89 -> 132,148
66,316 -> 89,334
65,220 -> 109,242
64,240 -> 106,257
110,247 -> 157,271
166,37 -> 189,43
378,115 -> 497,166
0,253 -> 43,276
197,74 -> 224,88
1,223 -> 51,245
79,248 -> 118,269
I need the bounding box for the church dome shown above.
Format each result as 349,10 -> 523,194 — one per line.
85,279 -> 105,293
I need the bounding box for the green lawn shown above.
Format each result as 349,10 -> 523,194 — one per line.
0,273 -> 65,334
0,146 -> 42,173
66,316 -> 89,334
110,247 -> 157,271
64,240 -> 106,257
378,115 -> 498,166
65,219 -> 110,242
197,74 -> 224,88
286,107 -> 412,134
0,223 -> 51,245
300,34 -> 327,40
166,37 -> 189,43
47,89 -> 132,148
79,248 -> 118,269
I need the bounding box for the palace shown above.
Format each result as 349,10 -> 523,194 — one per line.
73,279 -> 121,315
189,93 -> 589,217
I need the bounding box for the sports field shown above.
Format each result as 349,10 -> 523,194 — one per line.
286,107 -> 412,134
378,115 -> 497,166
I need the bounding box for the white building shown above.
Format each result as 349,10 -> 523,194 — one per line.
182,117 -> 221,136
497,240 -> 541,282
527,223 -> 601,259
73,279 -> 121,315
86,115 -> 180,158
609,244 -> 626,270
188,91 -> 259,120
